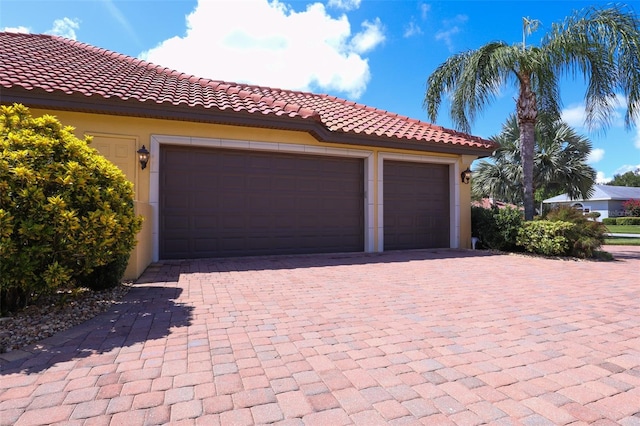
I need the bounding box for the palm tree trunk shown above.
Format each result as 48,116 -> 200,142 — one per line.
517,73 -> 537,221
519,120 -> 536,220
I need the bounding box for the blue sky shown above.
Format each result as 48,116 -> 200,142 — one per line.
2,0 -> 640,183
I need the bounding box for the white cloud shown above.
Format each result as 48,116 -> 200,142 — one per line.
560,104 -> 586,128
561,94 -> 626,130
435,27 -> 460,51
140,0 -> 384,99
420,3 -> 431,20
350,18 -> 384,53
435,15 -> 467,51
45,17 -> 80,40
327,0 -> 360,11
403,20 -> 422,38
2,26 -> 30,33
587,148 -> 605,164
444,14 -> 469,26
614,164 -> 640,175
403,3 -> 430,38
595,171 -> 611,184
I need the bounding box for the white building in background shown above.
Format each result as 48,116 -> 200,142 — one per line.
543,185 -> 640,221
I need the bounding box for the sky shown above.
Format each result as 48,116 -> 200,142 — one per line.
2,0 -> 640,183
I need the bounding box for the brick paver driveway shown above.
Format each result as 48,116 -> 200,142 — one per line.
1,246 -> 639,425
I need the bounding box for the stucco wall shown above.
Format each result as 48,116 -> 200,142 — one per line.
31,108 -> 478,277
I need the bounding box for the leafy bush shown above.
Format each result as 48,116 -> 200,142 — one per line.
602,217 -> 618,225
77,253 -> 130,291
0,104 -> 142,310
517,221 -> 574,256
471,206 -> 523,251
617,217 -> 640,225
623,199 -> 640,216
543,205 -> 607,258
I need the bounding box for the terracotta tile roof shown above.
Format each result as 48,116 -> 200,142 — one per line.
0,32 -> 496,152
472,198 -> 522,210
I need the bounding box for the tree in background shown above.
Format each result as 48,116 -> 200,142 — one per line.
472,115 -> 596,206
607,170 -> 640,187
424,5 -> 640,220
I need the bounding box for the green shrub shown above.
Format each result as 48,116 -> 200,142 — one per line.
517,220 -> 574,256
471,206 -> 523,251
471,206 -> 494,248
602,217 -> 618,225
0,104 -> 142,309
617,217 -> 640,225
77,253 -> 130,291
543,205 -> 607,258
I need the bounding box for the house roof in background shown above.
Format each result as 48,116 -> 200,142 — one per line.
543,185 -> 640,203
0,32 -> 496,155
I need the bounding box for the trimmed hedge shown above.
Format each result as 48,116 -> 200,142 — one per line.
602,217 -> 617,225
0,104 -> 142,310
517,221 -> 574,256
539,206 -> 607,258
617,217 -> 640,225
471,206 -> 523,251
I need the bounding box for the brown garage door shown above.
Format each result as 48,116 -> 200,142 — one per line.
384,161 -> 450,250
160,146 -> 364,259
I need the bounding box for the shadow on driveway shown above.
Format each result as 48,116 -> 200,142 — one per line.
0,286 -> 192,375
137,248 -> 498,284
605,244 -> 640,261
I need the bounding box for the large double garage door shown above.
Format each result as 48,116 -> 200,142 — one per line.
159,145 -> 451,259
160,146 -> 364,259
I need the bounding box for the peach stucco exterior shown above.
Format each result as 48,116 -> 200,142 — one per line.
30,108 -> 478,280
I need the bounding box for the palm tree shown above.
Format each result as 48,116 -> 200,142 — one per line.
472,115 -> 596,206
424,5 -> 640,220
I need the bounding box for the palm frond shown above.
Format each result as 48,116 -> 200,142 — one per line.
543,4 -> 640,130
474,116 -> 595,204
424,42 -> 516,133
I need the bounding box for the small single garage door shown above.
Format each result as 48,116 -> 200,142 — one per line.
384,161 -> 450,250
160,146 -> 364,259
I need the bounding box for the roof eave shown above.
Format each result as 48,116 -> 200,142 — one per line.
309,128 -> 495,156
2,87 -> 495,156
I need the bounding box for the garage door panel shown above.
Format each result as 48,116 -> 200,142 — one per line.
163,215 -> 189,230
164,238 -> 189,254
160,146 -> 364,258
193,196 -> 220,210
163,193 -> 189,209
218,176 -> 243,190
384,161 -> 450,250
247,197 -> 272,211
247,177 -> 271,191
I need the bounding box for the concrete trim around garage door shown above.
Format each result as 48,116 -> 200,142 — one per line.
377,152 -> 461,252
149,135 -> 375,261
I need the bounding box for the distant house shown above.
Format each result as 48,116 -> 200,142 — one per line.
542,185 -> 640,221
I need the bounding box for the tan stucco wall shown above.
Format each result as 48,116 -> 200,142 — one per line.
31,108 -> 479,277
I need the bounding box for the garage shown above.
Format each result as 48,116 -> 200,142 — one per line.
383,161 -> 450,250
159,145 -> 365,259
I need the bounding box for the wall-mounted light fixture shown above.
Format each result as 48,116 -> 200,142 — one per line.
460,167 -> 472,184
137,145 -> 150,170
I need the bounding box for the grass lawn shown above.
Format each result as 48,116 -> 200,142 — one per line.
604,237 -> 640,246
605,225 -> 640,234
